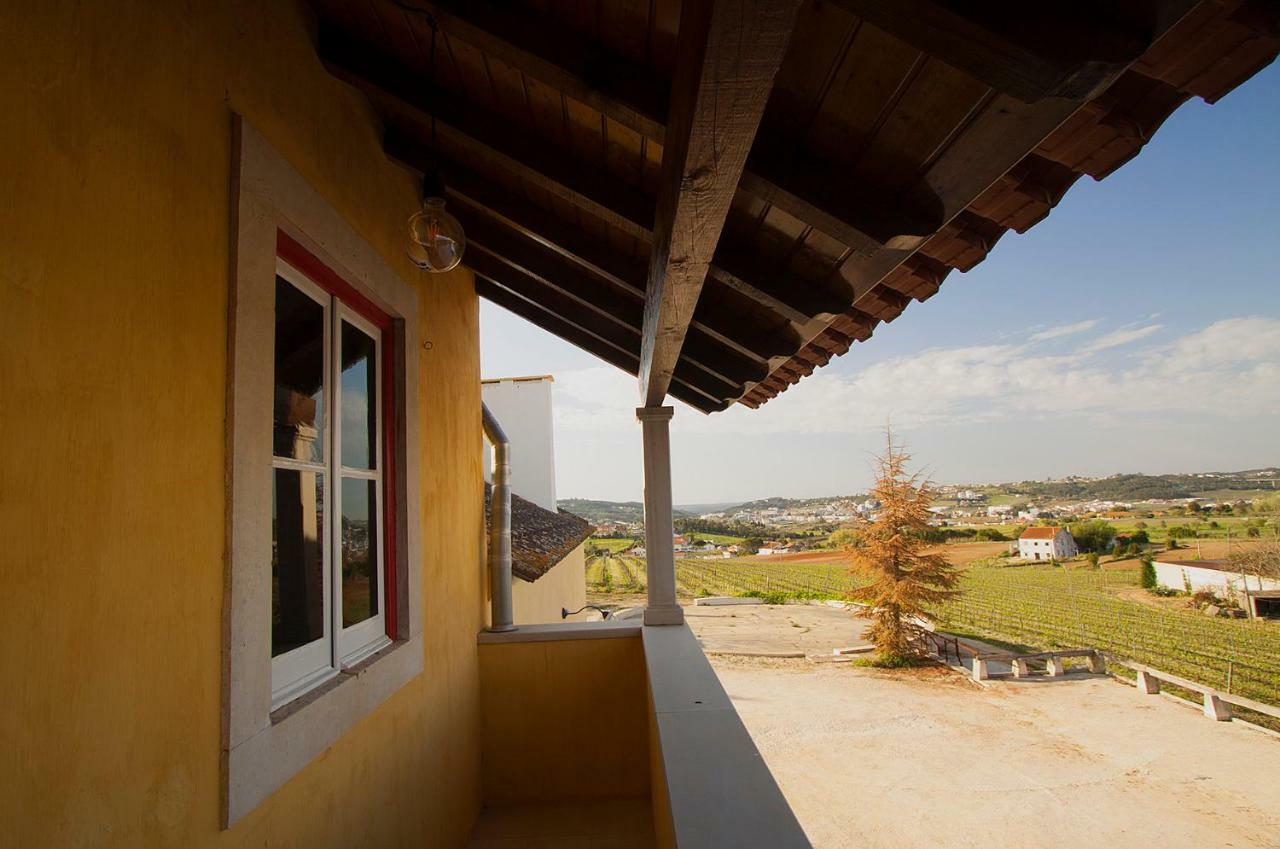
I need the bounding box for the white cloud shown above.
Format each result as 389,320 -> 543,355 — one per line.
1080,323 -> 1163,353
549,317 -> 1280,440
1028,319 -> 1100,343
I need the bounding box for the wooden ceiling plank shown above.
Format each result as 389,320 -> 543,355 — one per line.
322,15 -> 943,269
826,0 -> 1150,102
389,0 -> 670,141
320,24 -> 655,238
739,152 -> 943,254
638,0 -> 803,406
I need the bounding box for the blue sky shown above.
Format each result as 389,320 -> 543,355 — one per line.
481,63 -> 1280,504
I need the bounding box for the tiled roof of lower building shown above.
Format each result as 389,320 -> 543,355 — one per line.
484,484 -> 594,583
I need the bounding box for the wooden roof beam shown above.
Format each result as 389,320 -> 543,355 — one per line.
460,216 -> 763,394
639,0 -> 803,406
476,277 -> 725,413
826,0 -> 1151,102
391,146 -> 784,379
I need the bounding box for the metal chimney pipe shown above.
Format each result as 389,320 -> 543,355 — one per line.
482,403 -> 516,632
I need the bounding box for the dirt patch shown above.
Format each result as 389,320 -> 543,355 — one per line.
687,603 -> 872,657
714,659 -> 1280,849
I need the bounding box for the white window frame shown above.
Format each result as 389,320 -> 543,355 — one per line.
224,118 -> 423,828
268,264 -> 393,709
332,300 -> 391,667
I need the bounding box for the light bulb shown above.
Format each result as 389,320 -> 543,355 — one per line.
408,197 -> 465,273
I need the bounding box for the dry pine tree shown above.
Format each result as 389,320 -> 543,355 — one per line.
847,433 -> 960,663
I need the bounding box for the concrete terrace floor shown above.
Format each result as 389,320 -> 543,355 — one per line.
714,656 -> 1280,849
685,601 -> 873,657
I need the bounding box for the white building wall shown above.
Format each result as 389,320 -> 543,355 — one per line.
481,376 -> 558,511
1153,561 -> 1280,595
1017,531 -> 1077,560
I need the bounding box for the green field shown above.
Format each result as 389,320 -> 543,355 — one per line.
682,531 -> 746,545
587,537 -> 637,553
586,548 -> 1280,709
586,552 -> 853,598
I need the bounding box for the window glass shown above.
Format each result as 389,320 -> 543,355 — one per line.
340,321 -> 377,470
341,477 -> 379,628
273,278 -> 325,462
272,469 -> 326,657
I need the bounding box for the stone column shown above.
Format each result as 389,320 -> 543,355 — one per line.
637,406 -> 682,626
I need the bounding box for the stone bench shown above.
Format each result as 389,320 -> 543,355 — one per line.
972,649 -> 1105,682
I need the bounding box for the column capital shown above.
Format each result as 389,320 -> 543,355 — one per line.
636,405 -> 674,422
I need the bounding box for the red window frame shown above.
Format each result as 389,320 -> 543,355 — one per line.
277,231 -> 399,640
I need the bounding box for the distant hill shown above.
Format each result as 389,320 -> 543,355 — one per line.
718,494 -> 870,513
1002,469 -> 1279,501
559,468 -> 1277,525
558,498 -> 693,524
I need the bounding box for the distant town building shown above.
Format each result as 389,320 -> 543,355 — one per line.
987,504 -> 1014,517
1017,527 -> 1078,561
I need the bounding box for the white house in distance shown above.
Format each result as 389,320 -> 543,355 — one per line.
1018,527 -> 1079,561
1154,557 -> 1280,618
482,375 -> 589,623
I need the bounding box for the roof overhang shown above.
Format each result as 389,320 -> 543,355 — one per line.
312,0 -> 1279,413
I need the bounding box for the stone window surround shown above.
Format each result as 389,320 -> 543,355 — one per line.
224,117 -> 423,827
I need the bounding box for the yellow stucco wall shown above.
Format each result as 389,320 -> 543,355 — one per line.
0,1 -> 485,846
477,635 -> 650,804
512,544 -> 588,625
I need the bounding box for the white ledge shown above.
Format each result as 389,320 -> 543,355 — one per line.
642,624 -> 811,848
476,621 -> 642,645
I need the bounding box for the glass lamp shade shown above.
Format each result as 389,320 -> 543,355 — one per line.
407,197 -> 465,272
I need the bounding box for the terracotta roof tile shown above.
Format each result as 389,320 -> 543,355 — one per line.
1020,527 -> 1062,540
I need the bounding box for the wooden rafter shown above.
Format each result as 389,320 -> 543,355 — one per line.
826,0 -> 1151,102
386,143 -> 781,376
474,275 -> 726,413
639,0 -> 803,406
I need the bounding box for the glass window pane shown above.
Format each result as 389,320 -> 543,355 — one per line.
340,320 -> 377,470
273,277 -> 325,462
341,477 -> 379,628
272,469 -> 325,657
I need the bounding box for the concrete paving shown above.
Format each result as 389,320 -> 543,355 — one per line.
713,658 -> 1280,849
684,602 -> 873,657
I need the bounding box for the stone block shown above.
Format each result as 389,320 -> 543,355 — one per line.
972,658 -> 989,682
1137,669 -> 1160,694
1203,693 -> 1232,721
